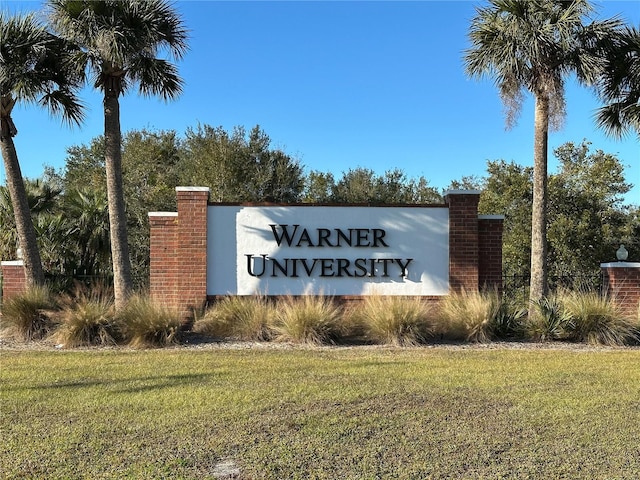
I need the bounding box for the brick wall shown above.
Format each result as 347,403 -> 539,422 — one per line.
148,212 -> 179,308
478,215 -> 504,294
176,187 -> 209,314
601,263 -> 640,316
1,261 -> 27,301
148,188 -> 505,314
445,191 -> 480,292
148,187 -> 210,317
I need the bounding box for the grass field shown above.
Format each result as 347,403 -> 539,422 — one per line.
1,345 -> 639,479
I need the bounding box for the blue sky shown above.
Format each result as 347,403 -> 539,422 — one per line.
3,0 -> 639,204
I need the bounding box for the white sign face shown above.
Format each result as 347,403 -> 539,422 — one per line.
207,206 -> 449,296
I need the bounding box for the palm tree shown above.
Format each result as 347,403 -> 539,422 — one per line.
594,26 -> 640,139
63,187 -> 111,276
464,0 -> 620,307
47,0 -> 188,309
0,11 -> 84,286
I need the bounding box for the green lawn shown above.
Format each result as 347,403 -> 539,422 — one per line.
1,346 -> 639,479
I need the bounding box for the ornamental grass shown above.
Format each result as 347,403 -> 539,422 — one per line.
352,295 -> 434,346
48,283 -> 117,348
116,294 -> 182,348
560,290 -> 639,346
270,295 -> 344,344
0,285 -> 54,341
194,295 -> 274,341
436,289 -> 501,342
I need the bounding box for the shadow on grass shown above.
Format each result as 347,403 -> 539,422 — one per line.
15,372 -> 219,393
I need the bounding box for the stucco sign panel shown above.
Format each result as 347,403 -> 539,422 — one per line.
207,206 -> 449,296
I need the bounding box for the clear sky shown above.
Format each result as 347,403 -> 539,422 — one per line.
3,0 -> 639,204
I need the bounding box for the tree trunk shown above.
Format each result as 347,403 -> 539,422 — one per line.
1,136 -> 45,287
104,91 -> 133,310
530,94 -> 549,307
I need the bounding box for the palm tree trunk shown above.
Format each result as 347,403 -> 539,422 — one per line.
530,94 -> 549,306
0,135 -> 45,286
104,91 -> 133,310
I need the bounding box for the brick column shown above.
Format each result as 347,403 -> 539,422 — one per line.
148,187 -> 210,318
601,262 -> 640,316
445,191 -> 480,292
148,212 -> 179,308
176,187 -> 209,315
478,215 -> 504,294
1,261 -> 26,301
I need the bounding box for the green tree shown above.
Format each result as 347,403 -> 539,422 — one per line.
478,141 -> 636,289
61,129 -> 183,286
180,124 -> 304,203
61,187 -> 110,276
48,0 -> 188,309
122,129 -> 181,284
302,171 -> 335,203
0,178 -> 62,263
405,176 -> 442,204
478,160 -> 533,280
548,141 -> 632,277
303,168 -> 441,204
331,167 -> 426,204
0,11 -> 84,286
464,0 -> 620,307
594,26 -> 640,138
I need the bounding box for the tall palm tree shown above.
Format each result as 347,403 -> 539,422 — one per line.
47,0 -> 188,309
0,11 -> 84,286
594,26 -> 640,139
464,0 -> 620,306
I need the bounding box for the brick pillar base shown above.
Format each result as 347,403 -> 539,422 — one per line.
149,187 -> 209,319
1,261 -> 27,302
601,262 -> 640,317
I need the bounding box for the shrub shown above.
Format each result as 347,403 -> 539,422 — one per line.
49,283 -> 117,348
436,289 -> 501,343
525,295 -> 571,342
270,295 -> 344,344
491,296 -> 527,340
353,295 -> 433,346
194,295 -> 274,341
0,285 -> 55,341
117,295 -> 182,348
561,291 -> 639,346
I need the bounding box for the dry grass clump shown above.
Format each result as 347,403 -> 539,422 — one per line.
436,289 -> 500,342
117,294 -> 182,348
48,283 -> 116,348
270,295 -> 344,344
352,295 -> 434,346
561,290 -> 638,346
194,295 -> 274,341
0,285 -> 55,341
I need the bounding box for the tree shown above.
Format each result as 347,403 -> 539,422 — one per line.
0,11 -> 84,286
477,160 -> 533,280
122,129 -> 181,284
330,167 -> 431,204
302,171 -> 335,203
61,187 -> 111,276
48,0 -> 188,309
548,141 -> 632,278
464,0 -> 620,307
0,178 -> 62,263
180,124 -> 304,203
477,142 -> 636,290
594,26 -> 640,138
61,129 -> 183,287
